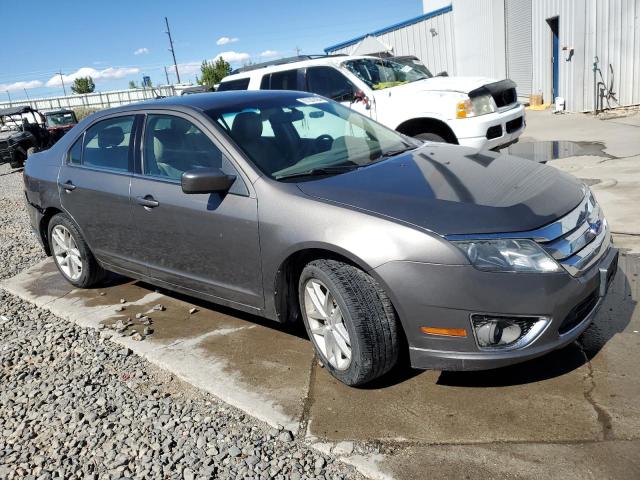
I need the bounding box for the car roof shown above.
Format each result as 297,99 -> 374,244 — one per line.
88,90 -> 318,117
220,55 -> 379,82
45,109 -> 75,115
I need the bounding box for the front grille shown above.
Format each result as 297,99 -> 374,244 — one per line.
0,141 -> 8,151
492,88 -> 517,108
486,125 -> 503,139
559,289 -> 598,334
506,117 -> 523,133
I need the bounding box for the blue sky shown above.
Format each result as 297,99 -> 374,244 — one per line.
0,0 -> 423,101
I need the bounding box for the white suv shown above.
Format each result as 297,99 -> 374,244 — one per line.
218,55 -> 525,151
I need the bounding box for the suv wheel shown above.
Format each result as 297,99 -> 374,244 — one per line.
414,132 -> 447,143
48,213 -> 105,288
298,259 -> 399,386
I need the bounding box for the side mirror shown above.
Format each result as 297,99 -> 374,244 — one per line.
436,71 -> 449,77
181,168 -> 236,194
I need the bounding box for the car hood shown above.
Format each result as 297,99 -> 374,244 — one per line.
0,130 -> 24,141
296,144 -> 585,236
376,76 -> 497,96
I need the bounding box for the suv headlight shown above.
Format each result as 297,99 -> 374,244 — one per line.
456,94 -> 496,118
452,239 -> 562,273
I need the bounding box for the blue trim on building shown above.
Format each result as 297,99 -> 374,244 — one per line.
324,5 -> 453,53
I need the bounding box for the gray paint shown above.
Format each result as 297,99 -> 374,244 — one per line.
23,91 -> 617,372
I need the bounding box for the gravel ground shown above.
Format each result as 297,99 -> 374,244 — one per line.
0,163 -> 363,480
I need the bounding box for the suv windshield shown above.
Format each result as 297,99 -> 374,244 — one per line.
343,58 -> 430,90
45,112 -> 76,127
207,95 -> 414,181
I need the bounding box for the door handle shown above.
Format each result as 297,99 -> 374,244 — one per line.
62,181 -> 76,192
136,195 -> 159,208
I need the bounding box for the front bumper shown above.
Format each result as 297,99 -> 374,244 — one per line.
452,103 -> 526,151
375,245 -> 619,371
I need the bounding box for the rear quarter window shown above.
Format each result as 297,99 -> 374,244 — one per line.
260,69 -> 299,90
217,78 -> 250,91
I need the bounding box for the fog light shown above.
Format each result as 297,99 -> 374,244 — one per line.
471,315 -> 549,350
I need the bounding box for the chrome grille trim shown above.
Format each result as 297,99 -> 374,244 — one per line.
543,203 -> 603,260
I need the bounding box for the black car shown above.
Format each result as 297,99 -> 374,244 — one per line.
0,106 -> 52,168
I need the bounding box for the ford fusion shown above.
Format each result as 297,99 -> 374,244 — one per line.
23,91 -> 618,386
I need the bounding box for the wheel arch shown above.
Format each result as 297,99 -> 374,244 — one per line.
39,206 -> 64,256
396,117 -> 458,144
272,245 -> 407,340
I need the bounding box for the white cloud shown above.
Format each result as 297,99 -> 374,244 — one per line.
0,80 -> 44,92
133,47 -> 149,55
216,36 -> 238,46
259,50 -> 279,59
214,51 -> 251,65
46,66 -> 140,87
167,62 -> 201,77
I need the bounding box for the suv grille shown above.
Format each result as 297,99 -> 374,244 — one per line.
492,88 -> 517,108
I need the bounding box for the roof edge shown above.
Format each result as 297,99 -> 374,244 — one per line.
324,4 -> 453,53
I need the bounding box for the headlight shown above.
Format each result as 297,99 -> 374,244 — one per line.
452,239 -> 562,273
455,94 -> 496,118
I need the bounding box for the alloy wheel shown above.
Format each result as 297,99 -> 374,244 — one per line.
303,278 -> 352,370
51,225 -> 83,281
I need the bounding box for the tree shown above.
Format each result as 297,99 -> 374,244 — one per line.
199,57 -> 231,88
128,80 -> 138,89
71,76 -> 95,94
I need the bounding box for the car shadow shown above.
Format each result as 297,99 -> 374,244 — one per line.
436,260 -> 635,388
97,256 -> 634,389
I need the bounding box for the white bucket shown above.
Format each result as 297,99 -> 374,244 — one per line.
555,97 -> 566,111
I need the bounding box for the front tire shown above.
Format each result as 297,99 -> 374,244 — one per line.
414,132 -> 447,143
298,259 -> 399,386
48,213 -> 105,288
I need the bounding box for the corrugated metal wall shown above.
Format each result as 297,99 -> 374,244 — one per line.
532,0 -> 639,111
452,0 -> 507,79
326,10 -> 457,76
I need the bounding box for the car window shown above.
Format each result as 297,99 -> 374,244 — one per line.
142,114 -> 246,194
261,69 -> 298,90
67,134 -> 83,165
306,67 -> 356,102
82,116 -> 135,172
217,78 -> 250,91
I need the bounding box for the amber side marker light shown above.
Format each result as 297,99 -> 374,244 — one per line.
420,326 -> 468,337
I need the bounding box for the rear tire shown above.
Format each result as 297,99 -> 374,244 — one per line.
414,132 -> 447,143
48,213 -> 105,288
298,259 -> 399,386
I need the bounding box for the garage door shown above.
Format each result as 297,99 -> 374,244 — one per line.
505,0 -> 533,100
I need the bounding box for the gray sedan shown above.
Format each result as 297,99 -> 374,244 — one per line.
23,91 -> 618,386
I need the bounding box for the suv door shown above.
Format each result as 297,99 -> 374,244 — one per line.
59,114 -> 139,271
304,66 -> 372,117
130,112 -> 262,309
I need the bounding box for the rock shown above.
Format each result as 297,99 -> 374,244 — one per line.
332,441 -> 354,456
182,468 -> 194,480
228,446 -> 241,457
115,306 -> 125,312
188,307 -> 198,315
135,313 -> 143,319
143,327 -> 153,336
118,347 -> 132,357
131,333 -> 144,342
278,430 -> 294,443
153,304 -> 165,311
119,298 -> 126,304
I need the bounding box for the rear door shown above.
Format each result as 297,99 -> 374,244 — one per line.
58,114 -> 140,272
129,111 -> 263,309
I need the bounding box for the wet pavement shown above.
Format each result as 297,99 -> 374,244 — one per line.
502,140 -> 616,162
3,248 -> 639,479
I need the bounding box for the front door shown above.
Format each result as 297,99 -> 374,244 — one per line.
58,114 -> 139,271
129,112 -> 263,309
305,66 -> 373,117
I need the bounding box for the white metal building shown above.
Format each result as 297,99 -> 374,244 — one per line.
325,0 -> 640,112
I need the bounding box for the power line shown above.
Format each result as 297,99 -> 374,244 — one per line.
165,17 -> 181,84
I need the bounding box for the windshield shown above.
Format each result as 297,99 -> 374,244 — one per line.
391,57 -> 433,78
46,112 -> 76,127
207,95 -> 412,181
343,58 -> 431,90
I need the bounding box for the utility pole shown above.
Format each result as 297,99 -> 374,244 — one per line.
6,90 -> 12,106
59,71 -> 67,96
165,17 -> 181,83
23,88 -> 31,107
294,46 -> 302,56
164,66 -> 171,85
